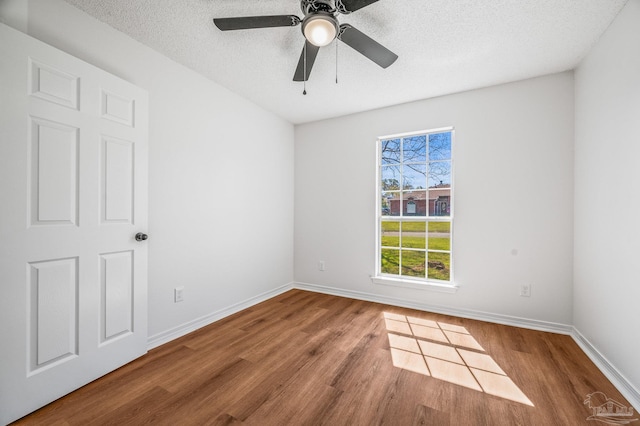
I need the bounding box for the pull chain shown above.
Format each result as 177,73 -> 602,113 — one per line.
303,42 -> 307,95
335,38 -> 339,84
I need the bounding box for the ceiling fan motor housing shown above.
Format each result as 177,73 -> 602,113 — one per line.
301,0 -> 338,16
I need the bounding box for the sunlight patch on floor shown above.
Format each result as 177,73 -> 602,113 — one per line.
383,312 -> 534,406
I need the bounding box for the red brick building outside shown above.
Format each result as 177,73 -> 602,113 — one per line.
386,184 -> 450,216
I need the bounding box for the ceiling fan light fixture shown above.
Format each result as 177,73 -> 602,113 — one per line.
303,14 -> 338,47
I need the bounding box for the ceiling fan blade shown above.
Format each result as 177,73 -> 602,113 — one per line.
213,15 -> 300,31
338,0 -> 380,13
293,41 -> 320,82
338,24 -> 398,68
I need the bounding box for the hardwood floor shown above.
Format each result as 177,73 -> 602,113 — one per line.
14,290 -> 632,425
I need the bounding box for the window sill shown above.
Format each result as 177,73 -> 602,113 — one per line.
371,276 -> 459,293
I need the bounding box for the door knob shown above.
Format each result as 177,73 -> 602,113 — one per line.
135,232 -> 148,242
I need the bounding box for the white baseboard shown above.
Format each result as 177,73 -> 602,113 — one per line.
146,282 -> 294,350
571,328 -> 640,410
293,281 -> 574,334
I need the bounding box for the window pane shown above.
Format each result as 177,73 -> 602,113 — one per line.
428,160 -> 450,217
428,161 -> 451,187
428,222 -> 450,250
401,222 -> 426,249
381,194 -> 391,216
428,252 -> 450,281
429,189 -> 450,217
403,164 -> 426,190
381,139 -> 401,164
382,192 -> 400,216
403,135 -> 427,163
403,190 -> 426,216
381,248 -> 400,275
381,165 -> 401,191
429,132 -> 451,160
381,221 -> 400,247
401,250 -> 426,278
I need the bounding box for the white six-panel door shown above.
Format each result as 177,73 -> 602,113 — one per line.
0,23 -> 148,424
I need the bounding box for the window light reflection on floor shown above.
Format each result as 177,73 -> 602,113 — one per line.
383,312 -> 534,406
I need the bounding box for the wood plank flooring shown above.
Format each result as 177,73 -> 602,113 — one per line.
13,290 -> 633,425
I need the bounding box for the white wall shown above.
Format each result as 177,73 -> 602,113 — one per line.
574,0 -> 640,395
1,0 -> 294,339
1,0 -> 636,407
295,72 -> 575,325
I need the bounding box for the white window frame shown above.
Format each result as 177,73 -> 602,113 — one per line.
372,127 -> 458,293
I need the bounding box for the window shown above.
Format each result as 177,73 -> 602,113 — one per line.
375,129 -> 454,288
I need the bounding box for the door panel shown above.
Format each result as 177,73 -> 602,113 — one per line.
29,257 -> 79,371
101,90 -> 135,126
100,250 -> 134,342
30,117 -> 79,225
0,23 -> 148,424
102,136 -> 134,223
29,58 -> 80,110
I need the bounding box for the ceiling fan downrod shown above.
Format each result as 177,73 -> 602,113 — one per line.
301,0 -> 338,16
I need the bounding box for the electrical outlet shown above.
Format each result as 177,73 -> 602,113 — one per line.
174,286 -> 184,303
520,284 -> 531,297
318,261 -> 325,271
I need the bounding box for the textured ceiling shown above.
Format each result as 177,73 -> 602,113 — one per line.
63,0 -> 627,124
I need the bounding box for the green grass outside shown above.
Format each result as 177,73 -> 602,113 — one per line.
380,249 -> 450,281
428,237 -> 449,251
402,250 -> 425,277
382,221 -> 449,232
427,252 -> 450,281
381,220 -> 450,250
380,220 -> 451,280
380,221 -> 400,232
402,236 -> 425,249
380,221 -> 450,233
382,235 -> 449,250
381,236 -> 401,247
381,249 -> 400,275
428,222 -> 450,233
